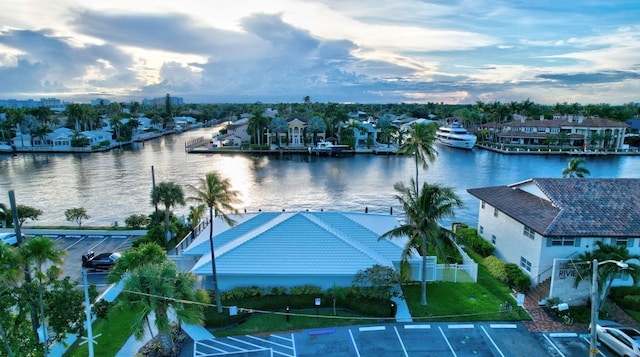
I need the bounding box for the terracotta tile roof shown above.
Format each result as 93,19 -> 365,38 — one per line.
468,178 -> 640,237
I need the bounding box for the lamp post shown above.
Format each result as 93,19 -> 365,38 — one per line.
589,259 -> 629,357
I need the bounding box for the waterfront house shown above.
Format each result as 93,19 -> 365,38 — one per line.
467,178 -> 640,305
286,116 -> 311,146
178,211 -> 420,291
219,119 -> 250,146
479,115 -> 629,150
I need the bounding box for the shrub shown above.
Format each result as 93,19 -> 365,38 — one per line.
125,214 -> 150,229
289,285 -> 322,295
457,228 -> 494,257
100,140 -> 111,147
483,255 -> 508,282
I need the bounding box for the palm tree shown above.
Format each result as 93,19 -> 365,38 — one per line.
571,241 -> 640,313
0,243 -> 22,357
107,242 -> 168,283
562,158 -> 590,178
396,123 -> 438,193
20,237 -> 65,355
379,179 -> 463,306
151,182 -> 185,249
268,117 -> 288,148
119,261 -> 208,356
186,172 -> 241,313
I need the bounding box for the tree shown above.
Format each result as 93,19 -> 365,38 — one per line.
268,117 -> 288,148
562,158 -> 590,178
187,172 -> 241,313
0,243 -> 22,356
3,205 -> 43,228
19,236 -> 65,355
379,179 -> 463,306
307,116 -> 327,145
572,241 -> 640,313
107,242 -> 168,283
64,207 -> 90,227
118,261 -> 208,356
396,123 -> 438,193
352,264 -> 402,300
151,182 -> 185,249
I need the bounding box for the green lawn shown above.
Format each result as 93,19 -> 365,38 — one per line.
63,307 -> 138,357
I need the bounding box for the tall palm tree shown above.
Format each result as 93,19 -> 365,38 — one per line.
187,172 -> 241,313
396,123 -> 438,193
562,158 -> 590,178
571,241 -> 640,312
119,261 -> 208,356
151,182 -> 185,249
379,179 -> 463,306
107,242 -> 168,283
20,237 -> 65,355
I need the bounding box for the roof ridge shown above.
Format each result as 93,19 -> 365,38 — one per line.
301,212 -> 390,266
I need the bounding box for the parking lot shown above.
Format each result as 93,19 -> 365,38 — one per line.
196,322 -> 559,356
542,331 -> 619,357
17,230 -> 141,288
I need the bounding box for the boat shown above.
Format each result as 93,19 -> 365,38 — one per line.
308,140 -> 353,156
435,120 -> 477,149
0,142 -> 15,153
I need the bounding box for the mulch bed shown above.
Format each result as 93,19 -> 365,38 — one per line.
137,326 -> 190,357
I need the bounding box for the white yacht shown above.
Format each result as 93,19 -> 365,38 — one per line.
435,120 -> 477,149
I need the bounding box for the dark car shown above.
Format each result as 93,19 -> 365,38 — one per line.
82,251 -> 121,271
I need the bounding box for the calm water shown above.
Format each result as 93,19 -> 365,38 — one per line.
1,127 -> 639,228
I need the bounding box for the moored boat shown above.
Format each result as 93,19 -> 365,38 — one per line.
0,142 -> 15,153
309,140 -> 353,156
435,120 -> 477,149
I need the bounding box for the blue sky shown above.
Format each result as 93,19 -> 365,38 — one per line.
0,0 -> 639,104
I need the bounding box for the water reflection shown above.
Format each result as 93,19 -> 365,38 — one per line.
1,127 -> 639,228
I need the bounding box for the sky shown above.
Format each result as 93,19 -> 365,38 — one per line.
0,0 -> 639,105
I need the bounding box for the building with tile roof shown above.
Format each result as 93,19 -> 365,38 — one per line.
179,211 -> 420,291
478,116 -> 629,150
468,178 -> 640,304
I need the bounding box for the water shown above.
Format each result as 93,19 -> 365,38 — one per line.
1,127 -> 639,228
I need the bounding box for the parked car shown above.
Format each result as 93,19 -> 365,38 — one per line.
595,320 -> 640,357
82,251 -> 121,271
0,232 -> 26,246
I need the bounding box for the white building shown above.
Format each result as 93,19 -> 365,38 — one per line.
468,178 -> 640,305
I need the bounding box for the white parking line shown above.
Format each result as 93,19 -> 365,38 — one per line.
481,325 -> 505,357
244,334 -> 293,350
291,333 -> 297,357
404,324 -> 431,329
438,326 -> 457,357
393,326 -> 408,357
543,334 -> 565,357
359,326 -> 386,332
489,324 -> 517,329
549,332 -> 577,338
348,329 -> 361,357
448,324 -> 474,329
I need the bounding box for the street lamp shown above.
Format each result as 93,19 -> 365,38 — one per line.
589,259 -> 629,357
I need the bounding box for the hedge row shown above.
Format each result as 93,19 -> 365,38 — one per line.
483,256 -> 531,292
456,227 -> 495,257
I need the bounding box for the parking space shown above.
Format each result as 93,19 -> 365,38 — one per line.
196,322 -> 555,356
40,233 -> 137,287
541,332 -> 617,357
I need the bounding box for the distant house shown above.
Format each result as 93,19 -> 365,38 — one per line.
219,119 -> 250,146
467,178 -> 640,305
479,115 -> 629,150
179,211 -> 420,291
352,120 -> 377,148
12,127 -> 110,149
286,116 -> 310,146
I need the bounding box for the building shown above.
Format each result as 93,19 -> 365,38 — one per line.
467,178 -> 640,304
178,211 -> 413,290
479,115 -> 629,150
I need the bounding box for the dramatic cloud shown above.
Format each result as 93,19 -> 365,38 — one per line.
0,0 -> 638,104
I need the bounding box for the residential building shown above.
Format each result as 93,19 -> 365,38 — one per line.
286,116 -> 310,146
478,115 -> 629,150
467,178 -> 640,305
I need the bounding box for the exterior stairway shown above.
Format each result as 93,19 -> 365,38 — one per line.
527,277 -> 551,305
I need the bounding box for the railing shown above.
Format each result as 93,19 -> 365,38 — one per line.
171,218 -> 210,256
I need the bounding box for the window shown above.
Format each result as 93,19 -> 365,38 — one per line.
551,237 -> 575,246
520,257 -> 532,272
491,235 -> 496,244
615,238 -> 628,247
523,226 -> 535,240
479,226 -> 484,234
481,201 -> 485,209
494,208 -> 499,217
